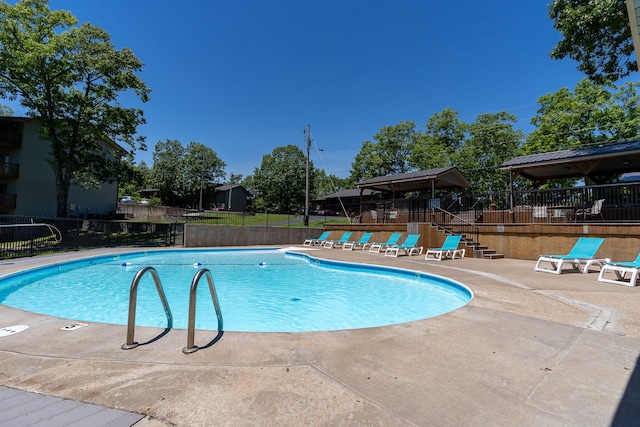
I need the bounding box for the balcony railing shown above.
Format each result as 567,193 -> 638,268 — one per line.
356,181 -> 640,224
0,193 -> 17,211
0,162 -> 19,178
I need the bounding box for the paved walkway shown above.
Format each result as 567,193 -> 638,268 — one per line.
0,247 -> 639,426
0,386 -> 144,426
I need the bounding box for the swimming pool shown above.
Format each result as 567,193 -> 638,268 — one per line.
0,248 -> 472,332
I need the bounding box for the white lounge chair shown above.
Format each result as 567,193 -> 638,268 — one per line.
534,237 -> 609,274
369,233 -> 402,253
322,231 -> 353,249
384,234 -> 423,257
598,253 -> 640,286
425,235 -> 464,261
303,231 -> 330,246
342,232 -> 373,251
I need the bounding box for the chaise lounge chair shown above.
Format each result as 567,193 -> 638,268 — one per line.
303,231 -> 330,246
322,231 -> 353,249
534,237 -> 610,274
597,253 -> 640,286
342,232 -> 373,251
384,234 -> 423,257
424,235 -> 465,261
368,233 -> 402,253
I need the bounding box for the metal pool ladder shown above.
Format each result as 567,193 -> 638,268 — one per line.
121,266 -> 173,350
183,268 -> 224,354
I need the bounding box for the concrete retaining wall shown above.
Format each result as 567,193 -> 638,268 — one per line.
184,224 -> 322,247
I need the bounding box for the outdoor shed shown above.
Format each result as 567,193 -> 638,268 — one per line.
214,184 -> 251,211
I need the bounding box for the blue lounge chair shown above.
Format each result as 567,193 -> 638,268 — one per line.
322,231 -> 353,248
342,232 -> 373,251
384,234 -> 423,257
598,253 -> 640,286
303,231 -> 330,246
534,237 -> 610,274
369,233 -> 402,253
425,235 -> 464,261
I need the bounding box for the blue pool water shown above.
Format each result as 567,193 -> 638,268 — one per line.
0,249 -> 472,332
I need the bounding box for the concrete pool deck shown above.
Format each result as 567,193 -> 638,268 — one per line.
0,246 -> 639,426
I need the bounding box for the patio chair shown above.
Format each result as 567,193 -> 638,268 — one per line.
550,208 -> 568,222
532,206 -> 549,223
388,210 -> 398,223
534,237 -> 610,274
597,253 -> 640,287
321,231 -> 353,249
370,210 -> 378,223
303,231 -> 330,246
576,199 -> 604,221
369,233 -> 402,253
342,232 -> 373,251
384,234 -> 423,257
425,235 -> 465,261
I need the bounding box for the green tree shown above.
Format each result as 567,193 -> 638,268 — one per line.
350,120 -> 418,182
454,112 -> 523,194
409,108 -> 467,170
0,103 -> 13,116
182,141 -> 226,209
149,139 -> 226,208
0,0 -> 150,217
250,145 -> 308,213
150,139 -> 186,206
549,0 -> 636,83
117,157 -> 150,198
524,79 -> 640,154
312,169 -> 351,198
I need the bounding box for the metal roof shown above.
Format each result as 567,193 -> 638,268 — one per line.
500,140 -> 640,183
315,188 -> 376,200
357,167 -> 471,193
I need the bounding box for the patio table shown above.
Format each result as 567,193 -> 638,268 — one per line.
547,206 -> 578,222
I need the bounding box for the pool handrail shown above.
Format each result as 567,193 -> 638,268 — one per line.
121,266 -> 173,350
182,268 -> 224,354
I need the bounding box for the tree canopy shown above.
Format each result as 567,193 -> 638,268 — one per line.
524,78 -> 640,154
549,0 -> 636,83
148,139 -> 226,208
0,0 -> 150,216
248,145 -> 309,213
350,120 -> 418,182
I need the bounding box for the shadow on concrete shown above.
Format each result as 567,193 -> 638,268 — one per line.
195,330 -> 224,350
611,354 -> 640,426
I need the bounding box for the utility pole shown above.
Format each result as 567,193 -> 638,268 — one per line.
198,153 -> 204,211
304,124 -> 312,226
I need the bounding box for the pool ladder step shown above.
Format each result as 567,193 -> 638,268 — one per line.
121,266 -> 223,354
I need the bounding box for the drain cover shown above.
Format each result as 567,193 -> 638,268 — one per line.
61,323 -> 88,331
0,325 -> 29,337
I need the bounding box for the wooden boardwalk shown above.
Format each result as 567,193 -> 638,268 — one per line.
0,386 -> 144,426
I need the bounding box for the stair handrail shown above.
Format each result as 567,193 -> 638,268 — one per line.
182,268 -> 223,354
121,266 -> 173,350
430,206 -> 480,246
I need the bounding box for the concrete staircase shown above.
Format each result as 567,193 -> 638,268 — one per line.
474,244 -> 505,259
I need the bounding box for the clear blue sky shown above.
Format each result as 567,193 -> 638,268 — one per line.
9,1 -> 589,179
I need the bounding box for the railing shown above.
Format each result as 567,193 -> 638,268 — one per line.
429,206 -> 480,246
182,268 -> 223,354
0,162 -> 19,178
356,181 -> 640,224
473,182 -> 640,223
121,266 -> 173,350
0,215 -> 180,259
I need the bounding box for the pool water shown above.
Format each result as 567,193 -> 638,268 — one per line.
0,249 -> 472,332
